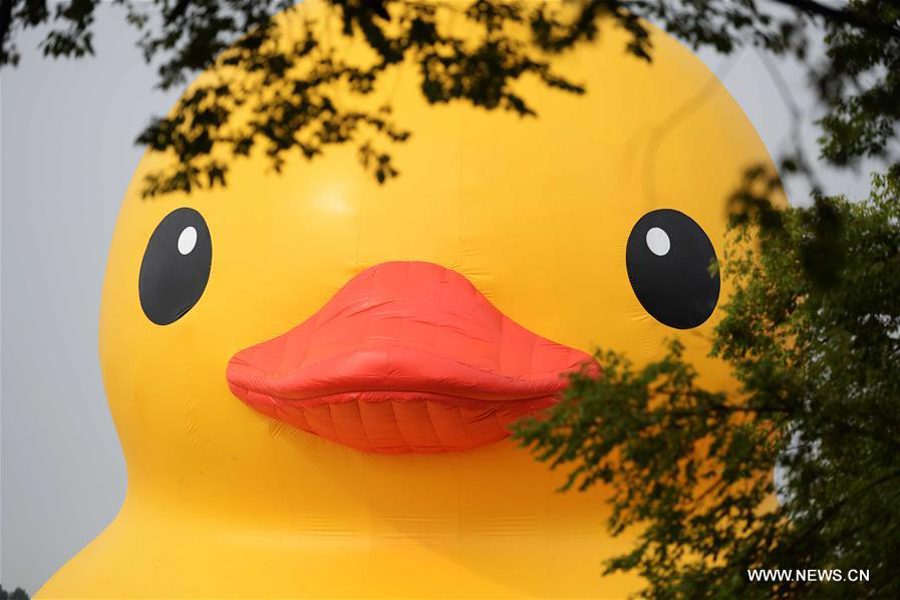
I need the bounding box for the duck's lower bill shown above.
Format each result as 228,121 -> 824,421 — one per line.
226,385 -> 561,453
226,261 -> 596,453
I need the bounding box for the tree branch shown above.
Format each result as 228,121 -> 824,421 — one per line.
771,0 -> 900,39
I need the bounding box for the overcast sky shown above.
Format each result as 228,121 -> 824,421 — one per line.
0,4 -> 876,594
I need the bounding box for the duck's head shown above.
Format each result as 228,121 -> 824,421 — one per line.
98,6 -> 777,592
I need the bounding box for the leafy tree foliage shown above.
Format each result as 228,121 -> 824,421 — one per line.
514,173 -> 900,598
0,585 -> 30,600
1,0 -> 898,199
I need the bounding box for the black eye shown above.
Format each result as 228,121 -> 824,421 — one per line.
626,209 -> 719,329
139,208 -> 212,325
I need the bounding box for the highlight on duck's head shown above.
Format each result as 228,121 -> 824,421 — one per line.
91,3 -> 780,596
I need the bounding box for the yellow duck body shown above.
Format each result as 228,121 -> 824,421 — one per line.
39,3 -> 779,598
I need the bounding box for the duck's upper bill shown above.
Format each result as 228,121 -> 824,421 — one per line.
226,261 -> 596,453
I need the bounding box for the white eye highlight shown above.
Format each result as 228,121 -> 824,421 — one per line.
178,226 -> 198,255
646,227 -> 670,256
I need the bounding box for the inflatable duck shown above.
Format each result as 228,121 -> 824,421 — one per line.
39,4 -> 780,598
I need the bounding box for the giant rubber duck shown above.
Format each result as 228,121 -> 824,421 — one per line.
39,3 -> 779,598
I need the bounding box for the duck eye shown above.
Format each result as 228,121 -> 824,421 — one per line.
625,209 -> 719,329
139,208 -> 212,325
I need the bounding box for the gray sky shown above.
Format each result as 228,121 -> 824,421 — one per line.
0,4 -> 874,594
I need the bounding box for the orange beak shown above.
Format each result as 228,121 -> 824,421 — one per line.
227,261 -> 596,453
